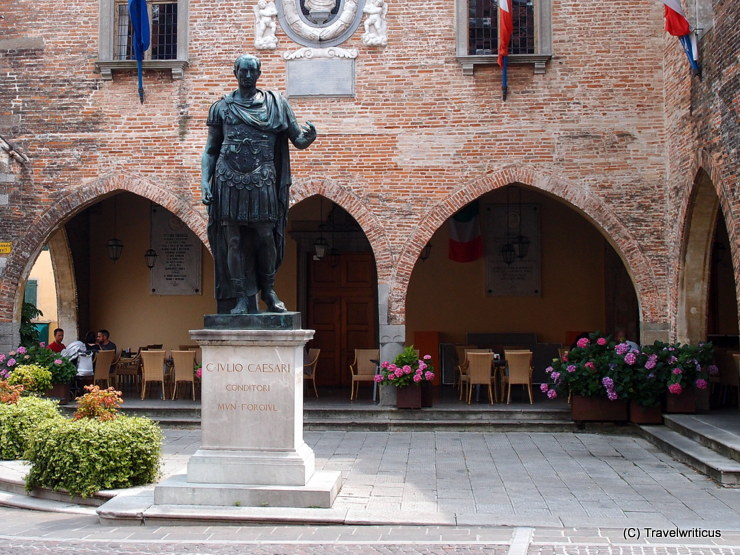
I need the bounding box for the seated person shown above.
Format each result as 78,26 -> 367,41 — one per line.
615,327 -> 640,352
96,329 -> 117,352
48,328 -> 66,353
84,330 -> 98,352
62,340 -> 95,397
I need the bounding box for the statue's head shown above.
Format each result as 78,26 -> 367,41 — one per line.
234,54 -> 261,75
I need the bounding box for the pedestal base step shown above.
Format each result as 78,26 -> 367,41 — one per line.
153,470 -> 341,508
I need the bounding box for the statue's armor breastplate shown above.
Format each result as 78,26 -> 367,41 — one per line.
216,112 -> 277,190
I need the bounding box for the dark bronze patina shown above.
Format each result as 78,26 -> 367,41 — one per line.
202,55 -> 316,314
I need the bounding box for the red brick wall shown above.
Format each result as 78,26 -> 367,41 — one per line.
0,0 -> 736,335
662,0 -> 740,336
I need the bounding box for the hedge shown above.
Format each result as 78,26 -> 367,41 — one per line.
25,415 -> 163,497
0,396 -> 62,460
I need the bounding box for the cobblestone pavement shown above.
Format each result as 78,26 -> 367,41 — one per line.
162,429 -> 740,529
1,428 -> 738,553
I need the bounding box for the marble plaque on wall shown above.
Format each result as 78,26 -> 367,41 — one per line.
286,59 -> 354,97
483,203 -> 541,297
150,206 -> 202,295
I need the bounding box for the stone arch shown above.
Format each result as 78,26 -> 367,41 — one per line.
290,177 -> 394,282
5,172 -> 208,323
46,227 -> 78,338
390,165 -> 661,330
674,150 -> 738,343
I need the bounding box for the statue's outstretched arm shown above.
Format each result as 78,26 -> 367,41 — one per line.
289,120 -> 317,150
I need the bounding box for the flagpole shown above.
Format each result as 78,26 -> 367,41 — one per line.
502,56 -> 508,101
137,62 -> 145,104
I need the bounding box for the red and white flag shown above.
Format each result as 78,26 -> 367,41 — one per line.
661,0 -> 700,73
661,0 -> 690,36
448,202 -> 484,263
498,0 -> 513,68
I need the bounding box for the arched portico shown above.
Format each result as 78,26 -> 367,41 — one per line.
2,173 -> 208,332
391,165 -> 664,343
675,163 -> 739,343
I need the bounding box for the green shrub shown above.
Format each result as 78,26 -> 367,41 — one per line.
25,416 -> 163,497
0,396 -> 62,459
7,364 -> 53,393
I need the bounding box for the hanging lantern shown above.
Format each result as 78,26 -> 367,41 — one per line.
107,238 -> 123,262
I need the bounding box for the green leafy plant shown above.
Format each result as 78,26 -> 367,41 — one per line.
7,364 -> 53,394
0,344 -> 76,385
25,416 -> 163,498
375,345 -> 435,388
541,334 -> 715,406
74,385 -> 123,421
0,396 -> 61,460
19,302 -> 42,347
541,332 -> 627,400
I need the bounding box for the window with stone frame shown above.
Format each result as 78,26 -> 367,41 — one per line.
114,0 -> 178,61
456,0 -> 551,76
96,0 -> 189,80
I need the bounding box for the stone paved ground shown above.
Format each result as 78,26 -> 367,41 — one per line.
1,428 -> 739,553
161,429 -> 740,529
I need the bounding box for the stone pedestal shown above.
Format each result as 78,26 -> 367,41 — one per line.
154,313 -> 341,508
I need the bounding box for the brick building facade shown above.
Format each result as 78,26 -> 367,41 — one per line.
0,0 -> 737,361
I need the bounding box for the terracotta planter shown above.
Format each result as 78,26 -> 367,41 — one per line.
396,384 -> 421,409
571,395 -> 628,422
665,388 -> 697,413
420,382 -> 433,407
46,383 -> 71,404
629,401 -> 663,424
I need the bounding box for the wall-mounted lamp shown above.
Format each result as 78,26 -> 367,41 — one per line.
144,248 -> 158,269
420,243 -> 432,261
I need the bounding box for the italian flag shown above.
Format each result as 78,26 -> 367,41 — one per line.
448,201 -> 484,263
498,0 -> 513,68
661,0 -> 700,74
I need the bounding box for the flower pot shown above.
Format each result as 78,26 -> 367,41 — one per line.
629,401 -> 662,424
420,382 -> 433,407
46,383 -> 71,405
665,388 -> 697,413
571,395 -> 628,422
396,384 -> 421,409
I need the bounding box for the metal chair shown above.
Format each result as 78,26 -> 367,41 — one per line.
303,348 -> 321,398
349,348 -> 379,400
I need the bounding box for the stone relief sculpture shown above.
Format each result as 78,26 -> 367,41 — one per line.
304,0 -> 337,24
254,0 -> 279,50
281,0 -> 360,44
362,0 -> 388,46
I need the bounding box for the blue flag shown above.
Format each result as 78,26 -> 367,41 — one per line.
128,0 -> 150,103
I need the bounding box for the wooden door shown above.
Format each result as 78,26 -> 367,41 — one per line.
307,252 -> 377,386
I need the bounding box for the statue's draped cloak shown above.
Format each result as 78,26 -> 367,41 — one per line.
206,89 -> 294,301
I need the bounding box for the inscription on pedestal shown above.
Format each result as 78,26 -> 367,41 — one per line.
199,345 -> 302,451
